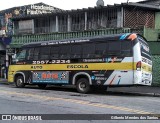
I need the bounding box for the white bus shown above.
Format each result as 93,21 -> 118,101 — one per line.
8,33 -> 152,93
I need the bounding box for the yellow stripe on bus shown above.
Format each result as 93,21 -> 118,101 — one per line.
142,63 -> 152,73
9,63 -> 134,71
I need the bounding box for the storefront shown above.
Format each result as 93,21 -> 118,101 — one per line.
0,37 -> 11,78
0,2 -> 60,78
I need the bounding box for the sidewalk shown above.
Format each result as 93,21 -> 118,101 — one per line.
0,78 -> 8,84
108,86 -> 160,97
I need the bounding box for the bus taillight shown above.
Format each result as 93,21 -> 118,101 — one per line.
136,61 -> 141,71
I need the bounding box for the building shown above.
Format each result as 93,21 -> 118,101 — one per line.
10,2 -> 160,47
0,2 -> 62,78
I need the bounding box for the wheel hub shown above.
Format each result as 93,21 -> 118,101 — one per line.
80,82 -> 86,89
17,79 -> 22,86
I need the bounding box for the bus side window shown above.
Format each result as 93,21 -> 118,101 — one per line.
59,45 -> 71,59
82,43 -> 95,58
108,42 -> 121,56
39,46 -> 51,60
33,48 -> 40,60
50,46 -> 59,59
71,44 -> 82,59
121,41 -> 132,56
95,43 -> 107,58
27,48 -> 34,60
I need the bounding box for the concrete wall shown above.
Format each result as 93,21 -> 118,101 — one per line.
143,27 -> 160,41
144,22 -> 160,86
155,12 -> 160,29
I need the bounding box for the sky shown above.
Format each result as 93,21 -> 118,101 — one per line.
0,0 -> 142,11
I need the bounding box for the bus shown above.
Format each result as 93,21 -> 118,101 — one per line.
8,33 -> 152,93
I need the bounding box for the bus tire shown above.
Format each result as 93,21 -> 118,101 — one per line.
15,76 -> 25,88
38,84 -> 47,89
76,78 -> 90,94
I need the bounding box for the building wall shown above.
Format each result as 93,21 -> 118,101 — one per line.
49,16 -> 56,32
144,27 -> 160,41
155,12 -> 160,29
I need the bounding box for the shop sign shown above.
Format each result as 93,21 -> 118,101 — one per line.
27,4 -> 55,15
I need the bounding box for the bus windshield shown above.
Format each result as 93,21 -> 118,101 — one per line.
12,49 -> 27,63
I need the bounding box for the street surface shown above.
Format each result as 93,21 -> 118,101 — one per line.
0,83 -> 160,123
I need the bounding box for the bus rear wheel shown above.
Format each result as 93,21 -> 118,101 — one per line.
15,76 -> 25,88
38,84 -> 47,89
76,78 -> 90,94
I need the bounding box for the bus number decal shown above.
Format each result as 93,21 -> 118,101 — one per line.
32,60 -> 70,64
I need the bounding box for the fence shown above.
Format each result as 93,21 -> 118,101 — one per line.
11,28 -> 143,48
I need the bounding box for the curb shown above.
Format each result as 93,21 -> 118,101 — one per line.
108,91 -> 160,97
0,82 -> 9,85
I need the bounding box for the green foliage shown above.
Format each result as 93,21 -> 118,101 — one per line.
152,55 -> 160,86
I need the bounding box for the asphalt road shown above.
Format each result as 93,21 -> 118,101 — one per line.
0,83 -> 160,123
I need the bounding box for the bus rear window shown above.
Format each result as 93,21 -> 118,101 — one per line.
138,37 -> 151,60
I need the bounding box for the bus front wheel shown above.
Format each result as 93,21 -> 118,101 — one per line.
76,78 -> 90,94
15,76 -> 25,88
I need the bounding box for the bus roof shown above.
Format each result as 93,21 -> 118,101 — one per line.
22,33 -> 143,48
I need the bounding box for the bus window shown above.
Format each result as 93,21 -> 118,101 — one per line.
71,44 -> 82,59
60,45 -> 71,59
33,48 -> 40,60
121,41 -> 132,56
82,43 -> 95,58
27,48 -> 34,60
50,46 -> 59,59
95,43 -> 108,58
40,46 -> 51,60
108,42 -> 121,55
